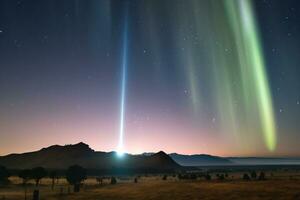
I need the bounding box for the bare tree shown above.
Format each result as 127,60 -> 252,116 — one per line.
49,171 -> 58,190
18,169 -> 31,200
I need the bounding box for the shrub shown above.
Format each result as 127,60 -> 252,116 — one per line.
205,174 -> 211,181
162,175 -> 167,180
190,174 -> 197,180
243,173 -> 250,180
217,174 -> 225,180
178,174 -> 198,180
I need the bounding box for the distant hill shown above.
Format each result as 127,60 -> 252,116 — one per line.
0,142 -> 180,172
169,153 -> 233,166
169,153 -> 300,166
227,157 -> 300,165
142,153 -> 233,166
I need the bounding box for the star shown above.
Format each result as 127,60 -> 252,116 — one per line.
212,118 -> 216,123
43,35 -> 48,40
279,108 -> 283,113
14,40 -> 22,48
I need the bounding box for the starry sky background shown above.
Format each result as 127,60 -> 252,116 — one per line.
0,0 -> 299,156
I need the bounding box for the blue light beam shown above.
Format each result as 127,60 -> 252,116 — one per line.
117,9 -> 129,157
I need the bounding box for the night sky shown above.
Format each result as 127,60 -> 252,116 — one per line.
0,0 -> 299,156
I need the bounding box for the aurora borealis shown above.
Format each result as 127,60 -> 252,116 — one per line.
225,0 -> 277,151
0,0 -> 299,157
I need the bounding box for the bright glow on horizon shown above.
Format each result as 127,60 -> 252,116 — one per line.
116,150 -> 125,158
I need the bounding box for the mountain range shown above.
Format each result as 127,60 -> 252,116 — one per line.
1,142 -> 300,171
0,143 -> 180,172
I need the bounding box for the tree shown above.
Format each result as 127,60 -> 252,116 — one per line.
110,177 -> 117,185
258,172 -> 266,180
0,166 -> 10,185
225,173 -> 229,178
205,174 -> 211,181
49,171 -> 58,190
96,177 -> 103,186
162,175 -> 167,180
19,169 -> 32,200
243,173 -> 250,180
250,171 -> 257,179
177,174 -> 182,180
31,167 -> 47,186
66,165 -> 87,192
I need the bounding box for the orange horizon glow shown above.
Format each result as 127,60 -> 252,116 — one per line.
0,105 -> 297,157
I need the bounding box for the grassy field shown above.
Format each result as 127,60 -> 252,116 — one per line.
1,173 -> 300,200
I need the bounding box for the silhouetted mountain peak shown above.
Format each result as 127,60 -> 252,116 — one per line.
154,151 -> 168,157
41,142 -> 92,152
147,151 -> 179,169
0,143 -> 180,171
70,142 -> 92,151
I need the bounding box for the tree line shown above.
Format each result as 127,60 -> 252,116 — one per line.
0,165 -> 87,200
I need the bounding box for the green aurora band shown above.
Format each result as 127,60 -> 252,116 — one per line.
224,0 -> 277,151
169,0 -> 277,151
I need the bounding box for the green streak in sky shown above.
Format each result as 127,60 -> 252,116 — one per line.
162,0 -> 277,152
225,0 -> 277,151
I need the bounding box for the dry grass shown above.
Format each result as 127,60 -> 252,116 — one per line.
1,174 -> 300,200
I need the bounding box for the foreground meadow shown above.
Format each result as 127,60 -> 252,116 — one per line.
1,173 -> 300,200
